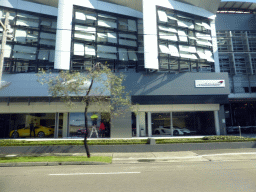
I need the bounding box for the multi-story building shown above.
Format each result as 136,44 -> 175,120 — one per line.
216,0 -> 256,133
0,0 -> 230,139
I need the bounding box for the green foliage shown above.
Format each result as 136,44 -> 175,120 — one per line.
202,136 -> 253,141
0,139 -> 148,146
37,63 -> 132,119
156,136 -> 256,144
1,137 -> 256,146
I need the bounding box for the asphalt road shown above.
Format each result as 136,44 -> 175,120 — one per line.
1,160 -> 256,192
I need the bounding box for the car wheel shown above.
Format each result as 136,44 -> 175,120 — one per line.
11,131 -> 19,138
155,130 -> 160,135
38,131 -> 45,138
173,130 -> 179,136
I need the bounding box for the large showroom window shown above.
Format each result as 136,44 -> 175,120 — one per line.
157,7 -> 214,72
0,113 -> 58,139
72,7 -> 139,72
151,112 -> 215,136
69,112 -> 110,138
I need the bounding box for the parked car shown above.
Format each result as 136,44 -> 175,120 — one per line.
48,125 -> 63,136
9,125 -> 54,138
154,126 -> 191,136
76,128 -> 87,135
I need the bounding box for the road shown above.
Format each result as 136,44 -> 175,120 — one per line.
1,160 -> 256,192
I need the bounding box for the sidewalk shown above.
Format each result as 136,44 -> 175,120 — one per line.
1,148 -> 256,167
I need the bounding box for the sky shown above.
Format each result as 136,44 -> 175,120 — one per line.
222,0 -> 256,2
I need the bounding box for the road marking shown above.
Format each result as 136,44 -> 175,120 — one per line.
201,152 -> 256,157
49,172 -> 141,176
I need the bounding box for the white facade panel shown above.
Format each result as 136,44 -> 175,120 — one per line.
74,43 -> 84,56
0,44 -> 12,58
85,45 -> 96,56
15,29 -> 26,42
211,19 -> 220,73
54,0 -> 73,70
143,0 -> 158,69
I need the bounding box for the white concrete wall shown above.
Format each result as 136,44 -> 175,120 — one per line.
54,0 -> 73,70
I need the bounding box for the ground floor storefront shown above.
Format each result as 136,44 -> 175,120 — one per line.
0,102 -> 227,139
224,101 -> 256,135
132,104 -> 225,137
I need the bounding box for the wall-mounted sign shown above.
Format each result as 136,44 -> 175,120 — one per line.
195,80 -> 225,88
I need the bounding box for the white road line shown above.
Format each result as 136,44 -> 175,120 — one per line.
201,152 -> 256,157
49,172 -> 141,176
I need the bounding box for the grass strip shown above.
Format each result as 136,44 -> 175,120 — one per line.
0,136 -> 255,146
0,156 -> 112,163
0,139 -> 148,146
156,136 -> 256,144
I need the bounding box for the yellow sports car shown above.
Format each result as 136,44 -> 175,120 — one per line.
9,125 -> 54,138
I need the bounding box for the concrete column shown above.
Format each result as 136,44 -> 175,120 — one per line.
54,0 -> 73,70
62,113 -> 68,138
214,110 -> 220,135
54,113 -> 59,138
111,109 -> 132,138
148,112 -> 152,137
137,112 -> 146,137
136,113 -> 140,137
218,105 -> 227,135
211,19 -> 220,73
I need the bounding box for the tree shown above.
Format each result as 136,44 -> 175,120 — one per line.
38,63 -> 132,158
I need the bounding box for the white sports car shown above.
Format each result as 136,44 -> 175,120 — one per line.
154,126 -> 191,136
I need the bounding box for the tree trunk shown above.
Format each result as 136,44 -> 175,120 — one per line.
84,100 -> 90,158
83,78 -> 94,158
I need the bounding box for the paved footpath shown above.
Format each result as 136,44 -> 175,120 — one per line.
1,148 -> 256,167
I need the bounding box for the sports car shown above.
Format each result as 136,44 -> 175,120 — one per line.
154,126 -> 191,136
9,125 -> 54,138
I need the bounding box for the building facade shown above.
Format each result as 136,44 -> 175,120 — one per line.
0,0 -> 231,139
216,1 -> 256,134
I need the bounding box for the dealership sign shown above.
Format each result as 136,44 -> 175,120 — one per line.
195,80 -> 225,88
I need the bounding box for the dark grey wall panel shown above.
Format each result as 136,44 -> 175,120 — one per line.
132,95 -> 229,105
1,72 -> 229,98
124,72 -> 230,96
0,73 -> 110,97
0,73 -> 49,97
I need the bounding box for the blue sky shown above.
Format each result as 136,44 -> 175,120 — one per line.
222,0 -> 256,2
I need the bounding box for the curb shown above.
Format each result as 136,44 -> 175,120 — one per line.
0,161 -> 109,167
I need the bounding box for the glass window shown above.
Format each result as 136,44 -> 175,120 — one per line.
119,48 -> 128,61
13,45 -> 37,60
158,10 -> 168,22
3,113 -> 56,139
69,112 -> 110,138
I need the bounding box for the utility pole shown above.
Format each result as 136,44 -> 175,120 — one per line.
0,11 -> 9,88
